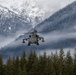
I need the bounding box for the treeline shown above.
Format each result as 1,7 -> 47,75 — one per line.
0,48 -> 76,75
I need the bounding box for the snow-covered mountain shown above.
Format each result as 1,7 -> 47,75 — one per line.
0,5 -> 33,48
1,1 -> 76,60
0,0 -> 47,36
10,0 -> 46,27
35,1 -> 76,32
0,5 -> 32,36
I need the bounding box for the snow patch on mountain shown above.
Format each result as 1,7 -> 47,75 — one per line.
10,0 -> 46,27
0,0 -> 46,30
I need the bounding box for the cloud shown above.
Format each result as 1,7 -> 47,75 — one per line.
4,31 -> 76,50
36,31 -> 76,47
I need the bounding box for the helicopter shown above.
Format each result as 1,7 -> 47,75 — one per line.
22,29 -> 45,46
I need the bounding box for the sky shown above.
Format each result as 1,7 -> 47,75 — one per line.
0,0 -> 75,17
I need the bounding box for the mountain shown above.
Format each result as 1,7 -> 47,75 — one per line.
0,0 -> 46,36
0,5 -> 33,48
0,1 -> 76,60
10,0 -> 46,27
35,1 -> 76,32
0,5 -> 32,36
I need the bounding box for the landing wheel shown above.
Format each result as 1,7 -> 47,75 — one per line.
42,39 -> 44,42
28,42 -> 30,46
36,42 -> 39,45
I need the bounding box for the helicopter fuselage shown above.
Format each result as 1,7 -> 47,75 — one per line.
23,31 -> 44,46
28,35 -> 39,43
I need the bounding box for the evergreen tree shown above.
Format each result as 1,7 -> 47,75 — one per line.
12,56 -> 16,75
0,54 -> 3,75
20,51 -> 27,75
44,55 -> 54,75
73,49 -> 76,75
27,50 -> 38,75
14,56 -> 20,75
1,49 -> 76,75
50,52 -> 55,75
53,50 -> 59,75
6,56 -> 13,75
32,51 -> 39,75
59,48 -> 65,75
65,50 -> 73,75
3,64 -> 7,75
38,52 -> 47,75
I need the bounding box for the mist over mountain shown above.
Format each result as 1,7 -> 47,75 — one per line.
0,1 -> 76,60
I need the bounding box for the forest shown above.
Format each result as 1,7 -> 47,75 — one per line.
0,48 -> 76,75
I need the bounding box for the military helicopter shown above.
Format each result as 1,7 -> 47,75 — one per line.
22,29 -> 45,46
